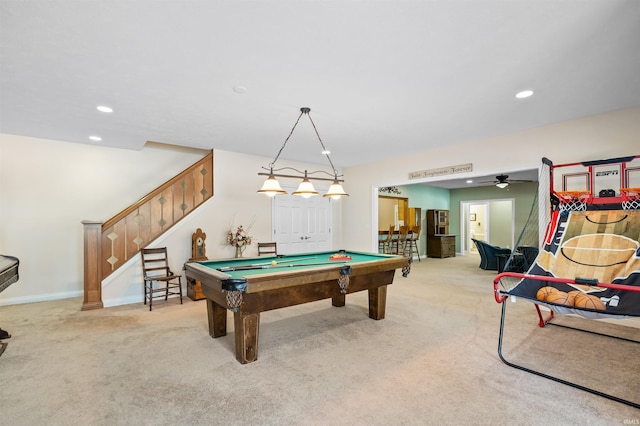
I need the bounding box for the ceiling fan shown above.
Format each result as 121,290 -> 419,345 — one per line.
481,174 -> 533,189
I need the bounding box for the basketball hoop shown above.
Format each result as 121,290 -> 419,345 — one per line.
555,191 -> 593,211
620,188 -> 640,210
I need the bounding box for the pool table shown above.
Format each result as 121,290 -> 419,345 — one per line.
0,254 -> 19,294
184,250 -> 410,364
1,254 -> 19,356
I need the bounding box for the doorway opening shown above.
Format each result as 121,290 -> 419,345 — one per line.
460,199 -> 515,255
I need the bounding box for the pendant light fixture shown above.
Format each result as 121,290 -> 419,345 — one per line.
258,107 -> 348,199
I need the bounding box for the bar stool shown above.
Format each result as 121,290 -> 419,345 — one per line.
397,225 -> 410,257
408,226 -> 421,261
388,225 -> 400,254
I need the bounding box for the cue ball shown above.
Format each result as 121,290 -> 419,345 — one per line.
271,260 -> 277,265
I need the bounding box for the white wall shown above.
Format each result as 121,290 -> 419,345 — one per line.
0,137 -> 203,304
343,107 -> 640,252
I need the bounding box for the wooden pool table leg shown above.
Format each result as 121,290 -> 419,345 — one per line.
234,311 -> 260,364
331,293 -> 346,307
368,285 -> 387,320
206,299 -> 227,338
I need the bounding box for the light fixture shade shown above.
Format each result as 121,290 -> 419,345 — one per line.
496,182 -> 509,189
323,180 -> 349,199
257,175 -> 287,197
258,108 -> 347,198
292,178 -> 319,198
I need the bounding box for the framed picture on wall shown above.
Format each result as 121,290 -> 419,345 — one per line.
470,213 -> 476,221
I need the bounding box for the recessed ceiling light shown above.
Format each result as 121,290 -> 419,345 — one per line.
96,105 -> 113,113
89,135 -> 102,141
466,180 -> 473,184
233,86 -> 247,94
515,90 -> 534,99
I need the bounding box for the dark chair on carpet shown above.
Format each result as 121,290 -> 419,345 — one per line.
471,238 -> 511,270
517,245 -> 540,271
501,245 -> 541,273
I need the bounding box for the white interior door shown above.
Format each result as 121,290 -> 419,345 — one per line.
273,189 -> 332,254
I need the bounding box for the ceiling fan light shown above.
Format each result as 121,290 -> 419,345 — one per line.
496,182 -> 509,189
323,180 -> 349,199
257,174 -> 287,197
292,178 -> 319,198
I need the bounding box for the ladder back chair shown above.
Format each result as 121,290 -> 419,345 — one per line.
257,242 -> 278,256
141,247 -> 183,311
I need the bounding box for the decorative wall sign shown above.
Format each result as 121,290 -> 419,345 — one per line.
408,163 -> 473,180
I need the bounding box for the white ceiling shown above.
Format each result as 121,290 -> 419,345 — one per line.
1,1 -> 639,179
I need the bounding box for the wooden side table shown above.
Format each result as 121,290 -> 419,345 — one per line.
186,274 -> 206,301
426,234 -> 456,258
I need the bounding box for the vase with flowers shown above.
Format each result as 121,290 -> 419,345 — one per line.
227,225 -> 252,257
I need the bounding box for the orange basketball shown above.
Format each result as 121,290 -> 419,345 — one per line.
567,290 -> 582,306
546,291 -> 573,306
536,286 -> 559,301
573,293 -> 606,310
573,292 -> 588,306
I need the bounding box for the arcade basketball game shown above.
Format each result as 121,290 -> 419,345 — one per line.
493,155 -> 640,409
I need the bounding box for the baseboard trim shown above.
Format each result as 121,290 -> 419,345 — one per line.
0,290 -> 83,307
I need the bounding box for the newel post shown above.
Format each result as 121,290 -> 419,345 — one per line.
82,220 -> 104,310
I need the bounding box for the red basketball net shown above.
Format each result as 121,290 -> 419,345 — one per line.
555,191 -> 593,211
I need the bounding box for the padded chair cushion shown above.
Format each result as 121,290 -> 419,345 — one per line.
472,238 -> 511,270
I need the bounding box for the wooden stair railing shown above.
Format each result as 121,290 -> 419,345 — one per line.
82,150 -> 214,310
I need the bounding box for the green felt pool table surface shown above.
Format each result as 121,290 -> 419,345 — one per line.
192,250 -> 401,281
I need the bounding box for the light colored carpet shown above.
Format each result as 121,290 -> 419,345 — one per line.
1,254 -> 638,425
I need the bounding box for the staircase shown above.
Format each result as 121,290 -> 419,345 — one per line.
81,150 -> 214,310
